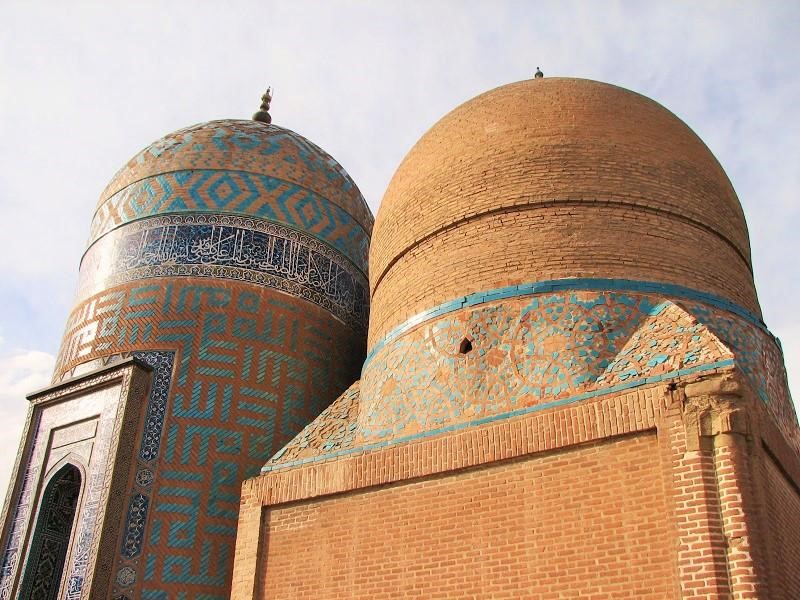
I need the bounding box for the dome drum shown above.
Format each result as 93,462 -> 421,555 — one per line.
358,287 -> 786,446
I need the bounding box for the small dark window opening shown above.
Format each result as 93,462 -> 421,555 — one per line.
459,338 -> 473,354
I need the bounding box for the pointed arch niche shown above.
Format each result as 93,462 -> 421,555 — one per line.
18,462 -> 83,600
0,357 -> 154,600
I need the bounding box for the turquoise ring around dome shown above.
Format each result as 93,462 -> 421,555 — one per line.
92,120 -> 372,276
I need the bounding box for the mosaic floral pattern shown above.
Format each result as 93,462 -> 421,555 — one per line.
135,469 -> 154,488
79,215 -> 368,330
268,382 -> 360,467
136,352 -> 175,462
360,292 -> 733,439
266,288 -> 795,470
121,493 -> 149,559
109,352 -> 172,594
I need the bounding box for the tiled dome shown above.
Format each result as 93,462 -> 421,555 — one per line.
91,119 -> 372,275
75,120 -> 373,334
368,78 -> 759,348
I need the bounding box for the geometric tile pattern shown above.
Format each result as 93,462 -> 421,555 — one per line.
10,115 -> 371,600
78,215 -> 369,330
90,169 -> 370,273
100,120 -> 373,233
55,279 -> 363,600
269,382 -> 361,467
265,286 -> 795,472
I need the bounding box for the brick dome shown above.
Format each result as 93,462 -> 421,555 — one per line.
368,77 -> 759,348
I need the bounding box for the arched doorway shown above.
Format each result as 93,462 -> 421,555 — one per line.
19,463 -> 82,600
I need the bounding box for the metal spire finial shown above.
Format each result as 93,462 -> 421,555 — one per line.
253,87 -> 273,123
534,67 -> 544,79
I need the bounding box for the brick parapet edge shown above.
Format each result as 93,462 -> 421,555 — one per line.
231,366 -> 800,600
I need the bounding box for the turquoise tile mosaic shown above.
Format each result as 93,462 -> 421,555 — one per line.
266,284 -> 795,472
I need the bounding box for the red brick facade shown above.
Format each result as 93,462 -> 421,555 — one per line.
233,78 -> 799,599
259,432 -> 674,599
233,372 -> 800,599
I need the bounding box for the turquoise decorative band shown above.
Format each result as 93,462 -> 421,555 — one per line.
79,214 -> 369,330
265,286 -> 793,473
90,169 -> 370,274
365,277 -> 766,368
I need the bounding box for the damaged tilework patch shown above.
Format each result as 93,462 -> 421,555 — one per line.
359,292 -> 733,440
689,303 -> 797,438
268,382 -> 361,468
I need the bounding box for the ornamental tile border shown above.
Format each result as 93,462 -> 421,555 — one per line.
267,282 -> 794,473
79,215 -> 368,330
89,169 -> 370,273
365,277 -> 767,366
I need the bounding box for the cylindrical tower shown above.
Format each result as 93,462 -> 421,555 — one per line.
53,117 -> 371,598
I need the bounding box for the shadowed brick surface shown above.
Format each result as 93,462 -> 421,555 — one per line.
763,453 -> 800,597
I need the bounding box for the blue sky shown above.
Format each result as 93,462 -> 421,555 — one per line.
0,0 -> 798,500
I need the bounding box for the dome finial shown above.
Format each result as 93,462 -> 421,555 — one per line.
535,67 -> 544,79
253,87 -> 273,124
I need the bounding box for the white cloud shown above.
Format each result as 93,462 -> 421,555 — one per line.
0,349 -> 55,512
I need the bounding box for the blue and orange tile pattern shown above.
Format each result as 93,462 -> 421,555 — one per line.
48,120 -> 371,600
265,282 -> 795,472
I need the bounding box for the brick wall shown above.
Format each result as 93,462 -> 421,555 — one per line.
233,372 -> 800,599
52,278 -> 363,599
763,452 -> 800,598
259,432 -> 673,599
